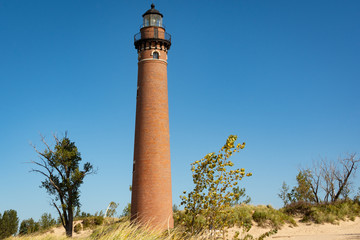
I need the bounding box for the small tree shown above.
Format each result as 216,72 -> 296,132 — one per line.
105,202 -> 119,218
39,213 -> 56,230
121,203 -> 131,217
30,134 -> 95,237
121,185 -> 132,218
230,186 -> 251,206
173,204 -> 179,213
19,218 -> 39,235
0,210 -> 19,239
180,135 -> 251,237
293,170 -> 315,202
278,181 -> 291,206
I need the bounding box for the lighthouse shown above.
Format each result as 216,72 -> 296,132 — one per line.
131,4 -> 174,230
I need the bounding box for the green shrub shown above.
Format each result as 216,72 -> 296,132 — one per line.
176,204 -> 296,235
283,200 -> 360,224
82,218 -> 91,229
230,205 -> 253,230
81,216 -> 104,230
94,216 -> 104,226
249,205 -> 296,228
74,223 -> 82,233
252,209 -> 267,226
283,201 -> 312,216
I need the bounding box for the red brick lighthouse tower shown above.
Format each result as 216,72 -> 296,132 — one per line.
131,4 -> 173,230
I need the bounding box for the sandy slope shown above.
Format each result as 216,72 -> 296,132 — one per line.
228,218 -> 360,240
43,218 -> 360,239
271,218 -> 360,240
43,221 -> 92,239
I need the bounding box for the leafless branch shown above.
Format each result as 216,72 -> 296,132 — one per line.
53,201 -> 65,228
31,137 -> 66,182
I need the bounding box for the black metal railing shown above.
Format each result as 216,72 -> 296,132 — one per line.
134,31 -> 171,43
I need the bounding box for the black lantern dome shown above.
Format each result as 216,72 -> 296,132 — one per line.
142,4 -> 163,27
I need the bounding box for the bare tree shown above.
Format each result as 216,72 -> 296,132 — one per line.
317,154 -> 359,203
320,158 -> 337,202
333,153 -> 359,201
281,153 -> 359,205
305,161 -> 321,203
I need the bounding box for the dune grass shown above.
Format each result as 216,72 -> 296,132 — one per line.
89,220 -> 199,240
174,204 -> 296,233
228,204 -> 296,229
7,235 -> 68,240
10,201 -> 360,240
283,200 -> 360,224
8,220 -> 195,240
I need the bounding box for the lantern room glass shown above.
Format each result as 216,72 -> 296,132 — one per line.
143,14 -> 163,27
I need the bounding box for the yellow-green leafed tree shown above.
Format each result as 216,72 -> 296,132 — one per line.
180,135 -> 252,238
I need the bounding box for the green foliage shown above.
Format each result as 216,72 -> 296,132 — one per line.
250,205 -> 296,228
80,212 -> 92,218
228,205 -> 253,230
0,209 -> 19,239
31,134 -> 95,237
179,135 -> 251,236
105,202 -> 119,218
282,201 -> 312,216
279,170 -> 316,206
283,200 -> 360,224
94,216 -> 104,226
73,207 -> 92,219
94,210 -> 105,217
173,204 -> 179,213
121,203 -> 131,218
231,186 -> 251,206
74,223 -> 82,233
82,218 -> 91,229
293,170 -> 315,202
215,204 -> 296,230
19,218 -> 40,235
38,213 -> 56,230
175,204 -> 295,239
252,210 -> 267,226
82,216 -> 105,230
281,154 -> 360,206
278,182 -> 291,206
18,213 -> 56,236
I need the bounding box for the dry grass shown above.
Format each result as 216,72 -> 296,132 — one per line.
7,235 -> 68,240
7,220 -> 196,240
11,202 -> 360,240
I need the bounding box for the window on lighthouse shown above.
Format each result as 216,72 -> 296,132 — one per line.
153,52 -> 159,59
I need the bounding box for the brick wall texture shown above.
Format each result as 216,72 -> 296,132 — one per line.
131,28 -> 174,230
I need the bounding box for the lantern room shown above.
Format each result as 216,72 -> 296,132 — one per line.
142,4 -> 163,28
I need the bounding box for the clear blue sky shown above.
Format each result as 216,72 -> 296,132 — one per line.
1,0 -> 360,223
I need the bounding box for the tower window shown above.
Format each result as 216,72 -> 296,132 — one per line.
153,52 -> 159,59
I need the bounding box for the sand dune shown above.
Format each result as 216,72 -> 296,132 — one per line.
40,218 -> 360,239
228,218 -> 360,240
271,218 -> 360,240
